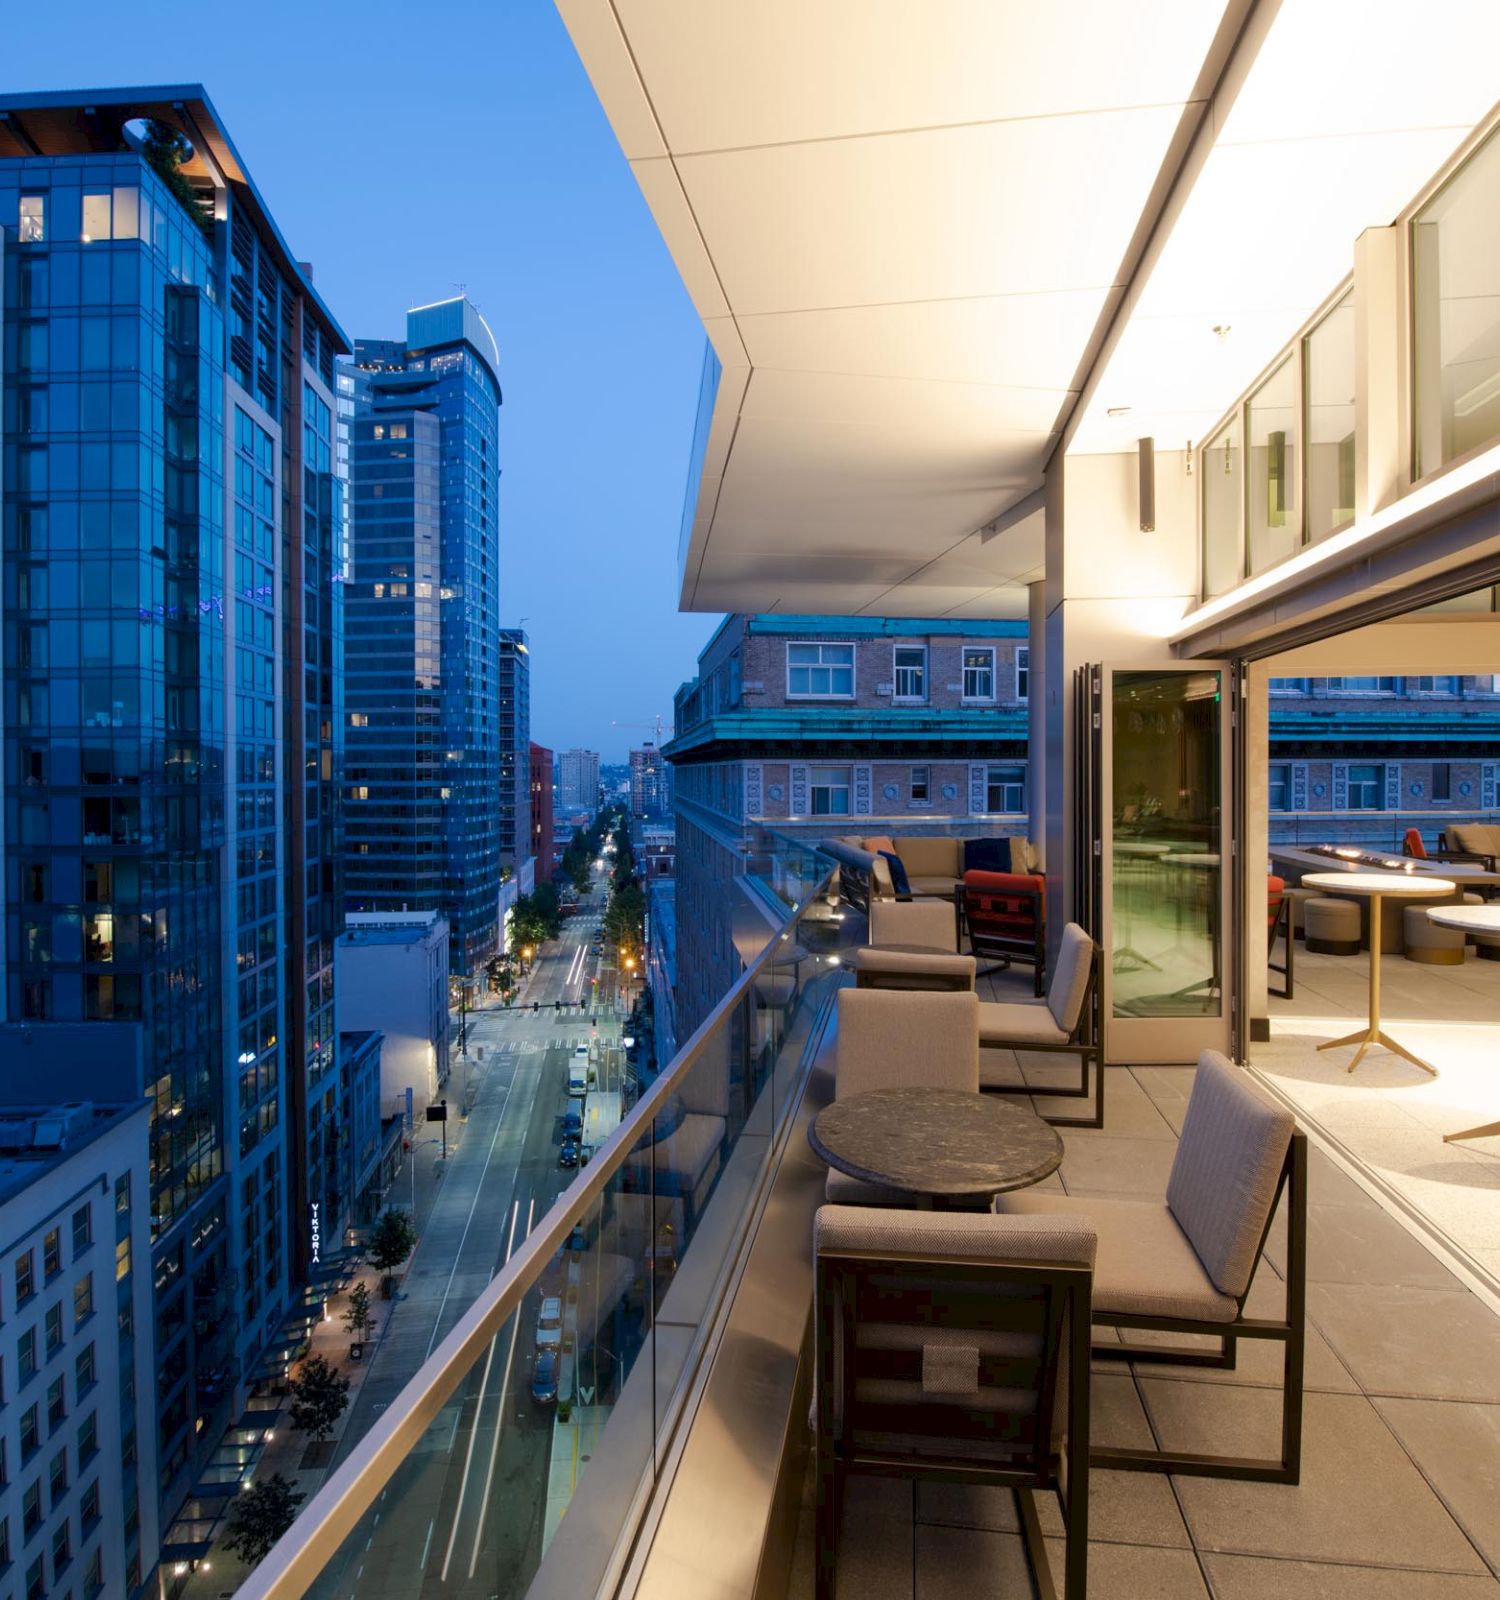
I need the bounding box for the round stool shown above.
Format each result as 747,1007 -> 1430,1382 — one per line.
1304,896 -> 1361,955
1284,886 -> 1318,941
1474,934 -> 1500,962
1402,905 -> 1465,965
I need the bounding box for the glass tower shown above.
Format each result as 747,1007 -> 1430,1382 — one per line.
498,627 -> 531,870
343,298 -> 503,976
0,87 -> 348,1540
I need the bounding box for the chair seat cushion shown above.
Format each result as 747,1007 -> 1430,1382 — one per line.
996,1192 -> 1237,1323
908,874 -> 961,897
825,1168 -> 917,1206
977,1000 -> 1067,1046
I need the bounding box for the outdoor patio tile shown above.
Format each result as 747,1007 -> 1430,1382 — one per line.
1140,1385 -> 1486,1572
1375,1397 -> 1500,1572
1262,1196 -> 1462,1289
1307,1284 -> 1500,1400
1129,1064 -> 1198,1101
1031,1077 -> 1176,1139
1203,1552 -> 1500,1597
1056,1135 -> 1177,1196
918,1373 -> 1191,1548
1037,1537 -> 1210,1599
835,1475 -> 914,1600
913,1525 -> 1029,1598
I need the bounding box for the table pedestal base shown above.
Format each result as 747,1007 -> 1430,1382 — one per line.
1445,1120 -> 1500,1145
1317,1026 -> 1437,1076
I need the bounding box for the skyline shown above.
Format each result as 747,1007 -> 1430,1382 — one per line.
1,0 -> 717,761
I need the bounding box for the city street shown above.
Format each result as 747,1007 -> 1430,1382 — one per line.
302,879 -> 618,1599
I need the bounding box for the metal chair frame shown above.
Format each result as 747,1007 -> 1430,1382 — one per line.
958,879 -> 1047,997
1268,886 -> 1295,999
980,942 -> 1104,1130
815,1246 -> 1092,1600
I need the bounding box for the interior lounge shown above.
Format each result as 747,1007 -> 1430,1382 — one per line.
241,8 -> 1500,1600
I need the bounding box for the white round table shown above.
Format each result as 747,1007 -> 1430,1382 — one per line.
1426,905 -> 1500,1143
1302,872 -> 1454,1075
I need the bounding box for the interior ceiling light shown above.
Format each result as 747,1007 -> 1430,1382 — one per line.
1106,405 -> 1132,417
1213,324 -> 1232,343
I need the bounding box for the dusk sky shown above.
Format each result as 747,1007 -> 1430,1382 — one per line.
3,0 -> 718,762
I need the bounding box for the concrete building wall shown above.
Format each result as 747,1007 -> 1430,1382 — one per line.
335,916 -> 451,1117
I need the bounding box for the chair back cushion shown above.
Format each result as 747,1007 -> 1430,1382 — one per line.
836,989 -> 978,1096
1266,875 -> 1285,930
1449,822 -> 1500,860
1402,827 -> 1428,859
854,949 -> 976,992
879,851 -> 912,897
869,897 -> 957,952
1046,923 -> 1094,1033
963,838 -> 1013,874
1167,1050 -> 1295,1299
962,871 -> 1044,946
895,836 -> 962,878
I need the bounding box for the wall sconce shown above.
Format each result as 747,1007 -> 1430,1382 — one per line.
1137,436 -> 1155,532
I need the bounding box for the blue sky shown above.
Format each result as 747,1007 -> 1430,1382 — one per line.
3,0 -> 717,761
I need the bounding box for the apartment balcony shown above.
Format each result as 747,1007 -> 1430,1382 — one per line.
234,829 -> 1500,1600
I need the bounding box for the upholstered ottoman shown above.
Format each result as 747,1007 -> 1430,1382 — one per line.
1284,885 -> 1318,940
1402,905 -> 1465,965
1304,896 -> 1361,955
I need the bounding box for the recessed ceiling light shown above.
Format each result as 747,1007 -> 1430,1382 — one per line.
1212,324 -> 1232,343
1106,405 -> 1132,418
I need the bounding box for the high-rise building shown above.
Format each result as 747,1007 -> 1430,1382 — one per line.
342,297 -> 504,977
558,747 -> 601,811
0,87 -> 347,1524
629,744 -> 670,819
529,741 -> 556,875
498,629 -> 532,871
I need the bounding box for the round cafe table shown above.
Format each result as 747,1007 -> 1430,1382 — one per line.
1427,904 -> 1500,1144
809,1086 -> 1063,1205
1302,871 -> 1454,1075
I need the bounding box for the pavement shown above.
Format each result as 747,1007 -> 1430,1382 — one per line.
178,876 -> 621,1600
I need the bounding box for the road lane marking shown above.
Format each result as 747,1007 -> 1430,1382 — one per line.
469,1195 -> 537,1579
439,1200 -> 520,1583
419,1520 -> 434,1571
423,1070 -> 519,1362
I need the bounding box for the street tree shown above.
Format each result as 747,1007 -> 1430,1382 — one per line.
369,1207 -> 418,1296
223,1474 -> 304,1566
288,1354 -> 351,1443
342,1280 -> 375,1346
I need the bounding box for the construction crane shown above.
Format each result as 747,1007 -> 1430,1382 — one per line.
612,716 -> 666,744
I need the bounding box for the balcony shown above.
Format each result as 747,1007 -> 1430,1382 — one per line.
233,826 -> 1500,1600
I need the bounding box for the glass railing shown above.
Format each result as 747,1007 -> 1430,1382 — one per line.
237,838 -> 857,1600
1268,809 -> 1497,852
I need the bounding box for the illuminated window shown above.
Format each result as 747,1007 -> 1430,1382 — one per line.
962,647 -> 996,702
18,195 -> 44,243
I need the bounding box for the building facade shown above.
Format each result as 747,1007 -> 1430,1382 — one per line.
498,629 -> 531,873
0,1087 -> 157,1600
664,615 -> 1028,1033
0,88 -> 346,1519
342,296 -> 503,977
629,744 -> 670,820
529,741 -> 556,878
335,912 -> 451,1119
558,747 -> 600,812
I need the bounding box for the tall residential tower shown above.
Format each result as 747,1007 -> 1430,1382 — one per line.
498,627 -> 532,873
342,298 -> 503,976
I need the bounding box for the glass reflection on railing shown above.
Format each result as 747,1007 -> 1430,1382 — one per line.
243,838 -> 853,1600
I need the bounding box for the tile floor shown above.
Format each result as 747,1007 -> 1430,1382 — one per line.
788,959 -> 1500,1598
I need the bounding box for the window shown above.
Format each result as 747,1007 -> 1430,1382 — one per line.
44,1304 -> 62,1357
909,765 -> 930,805
809,765 -> 852,816
49,1516 -> 67,1573
1268,764 -> 1291,811
787,643 -> 854,699
1269,677 -> 1310,693
114,1238 -> 130,1284
76,1413 -> 97,1466
986,766 -> 1027,813
1432,762 -> 1452,802
48,1449 -> 66,1505
18,1330 -> 36,1384
18,195 -> 45,243
79,1480 -> 99,1531
892,644 -> 926,701
1411,675 -> 1458,693
1247,358 -> 1298,575
70,1209 -> 90,1256
81,191 -> 111,242
22,1481 -> 40,1535
1415,122 -> 1500,475
72,1276 -> 92,1329
1326,677 -> 1397,693
15,1251 -> 34,1305
1015,646 -> 1030,702
74,1345 -> 94,1397
1202,421 -> 1242,598
1347,764 -> 1383,810
85,1546 -> 103,1599
46,1377 -> 64,1431
114,1175 -> 129,1218
962,647 -> 996,701
1305,291 -> 1356,541
25,1554 -> 42,1600
42,1231 -> 60,1281
20,1405 -> 39,1462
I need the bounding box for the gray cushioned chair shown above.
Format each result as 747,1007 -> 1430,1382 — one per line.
853,947 -> 976,992
979,923 -> 1103,1130
826,989 -> 978,1204
814,1204 -> 1094,1600
868,896 -> 961,953
998,1049 -> 1306,1484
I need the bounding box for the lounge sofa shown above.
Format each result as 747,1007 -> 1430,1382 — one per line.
1444,822 -> 1500,872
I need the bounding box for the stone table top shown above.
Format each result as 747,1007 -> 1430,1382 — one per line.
809,1087 -> 1063,1199
1426,904 -> 1500,933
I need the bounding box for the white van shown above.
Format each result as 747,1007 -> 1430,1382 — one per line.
568,1044 -> 589,1097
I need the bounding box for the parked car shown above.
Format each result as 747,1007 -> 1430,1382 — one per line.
561,1109 -> 583,1138
531,1348 -> 559,1405
536,1296 -> 563,1353
559,1139 -> 580,1169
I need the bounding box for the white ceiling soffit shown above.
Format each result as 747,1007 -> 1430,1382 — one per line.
1072,0 -> 1500,455
557,0 -> 1237,617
